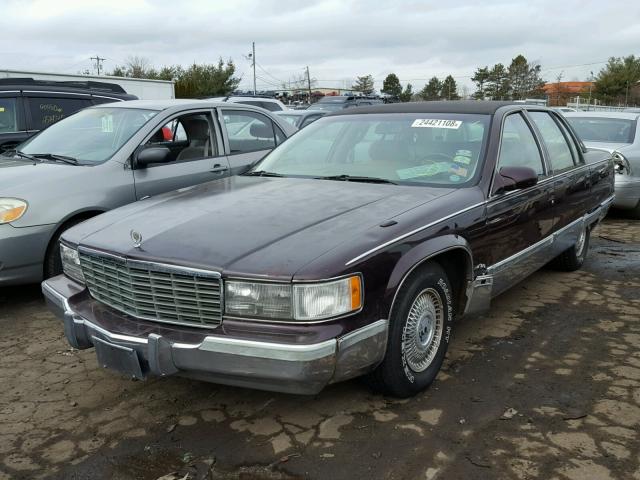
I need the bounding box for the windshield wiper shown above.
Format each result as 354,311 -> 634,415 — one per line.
3,149 -> 40,162
243,170 -> 285,177
315,174 -> 397,185
32,153 -> 79,165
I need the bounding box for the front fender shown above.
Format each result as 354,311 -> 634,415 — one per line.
382,234 -> 474,319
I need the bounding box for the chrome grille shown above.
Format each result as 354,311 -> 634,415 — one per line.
79,250 -> 222,328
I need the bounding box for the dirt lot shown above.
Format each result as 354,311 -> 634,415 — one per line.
1,217 -> 639,480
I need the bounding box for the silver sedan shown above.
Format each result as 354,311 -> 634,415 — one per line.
565,111 -> 640,218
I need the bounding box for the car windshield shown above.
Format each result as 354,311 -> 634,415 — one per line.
566,117 -> 636,144
253,113 -> 490,187
19,107 -> 158,163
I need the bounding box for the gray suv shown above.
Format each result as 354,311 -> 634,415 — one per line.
0,99 -> 295,285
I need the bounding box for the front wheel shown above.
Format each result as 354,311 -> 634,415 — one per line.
368,262 -> 454,398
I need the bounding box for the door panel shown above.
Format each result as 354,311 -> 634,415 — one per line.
476,112 -> 555,296
220,109 -> 279,175
133,111 -> 230,199
528,111 -> 591,237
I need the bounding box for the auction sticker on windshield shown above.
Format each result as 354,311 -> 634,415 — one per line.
411,119 -> 462,129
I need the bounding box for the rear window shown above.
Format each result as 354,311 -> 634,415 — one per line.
566,117 -> 636,144
27,97 -> 92,130
0,98 -> 18,133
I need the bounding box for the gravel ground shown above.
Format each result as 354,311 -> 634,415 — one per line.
1,217 -> 639,480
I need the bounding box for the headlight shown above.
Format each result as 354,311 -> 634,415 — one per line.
0,198 -> 28,224
225,281 -> 292,319
224,275 -> 363,321
60,243 -> 85,283
294,276 -> 362,321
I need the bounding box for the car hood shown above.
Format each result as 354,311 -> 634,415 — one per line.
0,156 -> 85,194
67,176 -> 455,279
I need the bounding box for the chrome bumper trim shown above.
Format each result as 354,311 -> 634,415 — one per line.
42,278 -> 389,395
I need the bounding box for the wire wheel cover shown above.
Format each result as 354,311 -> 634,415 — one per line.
403,288 -> 444,372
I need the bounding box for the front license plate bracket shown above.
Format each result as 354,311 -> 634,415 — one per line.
93,336 -> 145,380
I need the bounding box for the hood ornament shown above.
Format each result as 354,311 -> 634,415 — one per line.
130,230 -> 143,248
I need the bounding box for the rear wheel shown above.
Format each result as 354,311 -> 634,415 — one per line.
550,223 -> 590,272
368,262 -> 454,398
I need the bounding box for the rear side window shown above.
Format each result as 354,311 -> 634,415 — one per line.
498,113 -> 545,176
222,110 -> 277,154
27,97 -> 92,130
529,111 -> 575,172
0,98 -> 18,133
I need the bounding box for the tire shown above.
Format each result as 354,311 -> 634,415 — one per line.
44,217 -> 91,279
550,223 -> 590,272
368,262 -> 454,398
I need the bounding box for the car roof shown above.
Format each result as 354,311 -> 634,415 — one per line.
90,99 -> 226,111
563,111 -> 640,120
330,100 -> 517,116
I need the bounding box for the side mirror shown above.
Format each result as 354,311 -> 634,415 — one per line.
136,147 -> 171,168
495,166 -> 538,194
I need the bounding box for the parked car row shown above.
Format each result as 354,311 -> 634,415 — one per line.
36,101 -> 614,397
0,100 -> 295,286
0,78 -> 137,153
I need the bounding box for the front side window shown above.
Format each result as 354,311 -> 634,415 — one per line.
254,113 -> 491,187
26,97 -> 92,130
529,111 -> 575,172
144,112 -> 216,162
565,117 -> 636,144
222,110 -> 277,154
498,113 -> 545,176
0,98 -> 18,133
20,107 -> 157,163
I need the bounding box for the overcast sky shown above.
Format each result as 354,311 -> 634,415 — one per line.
2,0 -> 639,93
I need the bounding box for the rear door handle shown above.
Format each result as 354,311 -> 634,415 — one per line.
211,164 -> 229,174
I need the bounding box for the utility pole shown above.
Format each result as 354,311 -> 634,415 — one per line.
90,55 -> 106,76
252,42 -> 256,96
306,66 -> 312,102
587,71 -> 594,111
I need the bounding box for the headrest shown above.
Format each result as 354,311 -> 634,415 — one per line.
182,117 -> 210,140
250,122 -> 273,138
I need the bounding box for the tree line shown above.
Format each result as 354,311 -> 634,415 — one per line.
110,56 -> 240,98
110,52 -> 640,106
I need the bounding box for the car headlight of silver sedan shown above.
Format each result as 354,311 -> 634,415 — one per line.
225,275 -> 362,321
0,198 -> 28,224
60,243 -> 85,283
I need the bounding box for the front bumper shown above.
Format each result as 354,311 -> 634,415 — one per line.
42,276 -> 388,395
613,175 -> 640,210
0,223 -> 54,285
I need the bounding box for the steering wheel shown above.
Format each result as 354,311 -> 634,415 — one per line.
419,152 -> 451,163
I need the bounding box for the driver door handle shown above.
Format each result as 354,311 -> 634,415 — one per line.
211,164 -> 229,174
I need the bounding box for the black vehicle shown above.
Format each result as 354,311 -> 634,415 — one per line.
0,78 -> 137,152
307,95 -> 384,112
275,109 -> 327,129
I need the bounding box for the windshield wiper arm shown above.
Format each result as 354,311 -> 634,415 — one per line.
3,149 -> 40,162
315,174 -> 397,185
243,170 -> 285,177
32,153 -> 79,165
